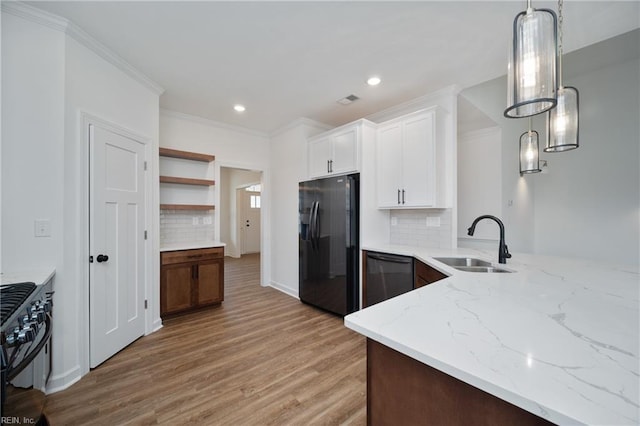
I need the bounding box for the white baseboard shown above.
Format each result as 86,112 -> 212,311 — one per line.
268,280 -> 299,299
46,365 -> 82,394
150,318 -> 163,334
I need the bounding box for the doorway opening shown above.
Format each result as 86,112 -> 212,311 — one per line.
219,167 -> 262,259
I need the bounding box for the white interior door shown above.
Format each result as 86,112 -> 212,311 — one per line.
89,124 -> 146,368
241,190 -> 261,254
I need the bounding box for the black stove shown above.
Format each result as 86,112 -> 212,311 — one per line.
1,280 -> 53,426
1,282 -> 37,328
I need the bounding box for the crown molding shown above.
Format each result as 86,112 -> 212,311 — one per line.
366,84 -> 462,123
160,109 -> 270,139
2,2 -> 164,96
270,117 -> 333,138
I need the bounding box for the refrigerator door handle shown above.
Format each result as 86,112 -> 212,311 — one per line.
313,201 -> 320,250
309,201 -> 317,251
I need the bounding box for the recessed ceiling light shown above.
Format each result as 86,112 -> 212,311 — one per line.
367,76 -> 381,86
234,104 -> 246,112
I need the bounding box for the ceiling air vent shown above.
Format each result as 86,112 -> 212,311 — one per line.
337,94 -> 360,105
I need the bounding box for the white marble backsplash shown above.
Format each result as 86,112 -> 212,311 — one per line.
160,210 -> 215,246
389,209 -> 453,248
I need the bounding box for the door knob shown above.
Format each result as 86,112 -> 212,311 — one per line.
96,254 -> 109,263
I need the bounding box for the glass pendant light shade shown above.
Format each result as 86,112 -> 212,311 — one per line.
505,6 -> 558,118
545,86 -> 579,152
520,129 -> 541,174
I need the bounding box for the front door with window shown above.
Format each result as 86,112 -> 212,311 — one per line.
241,189 -> 261,254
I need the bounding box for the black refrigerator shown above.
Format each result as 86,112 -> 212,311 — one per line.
299,173 -> 359,316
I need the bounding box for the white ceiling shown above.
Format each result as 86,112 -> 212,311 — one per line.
26,1 -> 640,134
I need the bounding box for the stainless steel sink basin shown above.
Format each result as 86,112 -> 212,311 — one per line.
433,257 -> 512,273
454,266 -> 512,273
434,257 -> 492,267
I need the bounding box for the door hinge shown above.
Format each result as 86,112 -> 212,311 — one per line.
89,255 -> 94,263
144,300 -> 148,309
144,161 -> 148,171
144,230 -> 148,240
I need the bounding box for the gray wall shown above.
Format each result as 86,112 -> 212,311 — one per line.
460,30 -> 639,266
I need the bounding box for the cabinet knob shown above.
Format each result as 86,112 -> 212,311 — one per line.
97,254 -> 109,263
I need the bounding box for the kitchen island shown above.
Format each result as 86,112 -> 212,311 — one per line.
345,245 -> 639,425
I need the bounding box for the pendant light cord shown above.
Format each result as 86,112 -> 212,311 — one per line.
558,0 -> 564,87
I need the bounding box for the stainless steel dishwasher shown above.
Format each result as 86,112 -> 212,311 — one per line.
364,251 -> 414,307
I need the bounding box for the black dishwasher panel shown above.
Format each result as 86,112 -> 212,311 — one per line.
365,251 -> 414,307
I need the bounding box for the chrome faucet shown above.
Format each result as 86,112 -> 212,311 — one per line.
467,215 -> 512,264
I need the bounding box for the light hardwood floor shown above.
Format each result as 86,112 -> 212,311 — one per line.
44,254 -> 366,425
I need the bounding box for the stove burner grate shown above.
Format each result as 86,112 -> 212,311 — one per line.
1,282 -> 36,328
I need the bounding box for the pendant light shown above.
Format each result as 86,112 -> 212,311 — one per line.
545,0 -> 579,152
504,0 -> 559,118
520,118 -> 542,174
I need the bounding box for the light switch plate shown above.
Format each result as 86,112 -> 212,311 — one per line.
391,217 -> 398,226
203,216 -> 212,225
34,219 -> 51,237
192,217 -> 199,225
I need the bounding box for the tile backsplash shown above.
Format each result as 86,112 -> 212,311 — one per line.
160,210 -> 215,246
389,209 -> 453,249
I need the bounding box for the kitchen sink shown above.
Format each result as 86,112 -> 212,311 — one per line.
433,257 -> 512,273
453,266 -> 511,273
434,257 -> 492,267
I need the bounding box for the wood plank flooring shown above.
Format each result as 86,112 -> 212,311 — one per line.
44,254 -> 366,425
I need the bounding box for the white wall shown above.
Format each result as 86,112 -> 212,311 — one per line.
457,127 -> 503,250
532,55 -> 639,264
460,31 -> 639,266
269,119 -> 331,297
2,5 -> 161,393
1,12 -> 65,273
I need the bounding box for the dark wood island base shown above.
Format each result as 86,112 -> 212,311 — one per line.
367,339 -> 554,426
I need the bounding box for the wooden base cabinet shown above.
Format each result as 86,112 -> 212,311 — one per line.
161,247 -> 224,317
367,339 -> 552,426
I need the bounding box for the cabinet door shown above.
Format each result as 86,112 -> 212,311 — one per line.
161,263 -> 193,315
331,127 -> 358,175
196,259 -> 224,306
402,111 -> 436,207
308,137 -> 333,178
377,122 -> 404,208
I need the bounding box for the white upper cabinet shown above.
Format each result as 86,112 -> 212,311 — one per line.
308,122 -> 360,178
377,107 -> 447,209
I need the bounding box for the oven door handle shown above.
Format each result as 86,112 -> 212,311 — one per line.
6,313 -> 52,382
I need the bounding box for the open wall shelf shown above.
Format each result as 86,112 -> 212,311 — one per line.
159,147 -> 215,162
159,147 -> 215,211
160,176 -> 215,186
160,204 -> 215,211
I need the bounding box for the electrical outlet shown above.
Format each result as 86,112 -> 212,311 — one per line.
192,217 -> 199,225
34,219 -> 51,237
391,217 -> 398,226
203,216 -> 212,225
426,217 -> 440,227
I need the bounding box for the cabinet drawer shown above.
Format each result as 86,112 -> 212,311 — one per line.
161,247 -> 223,265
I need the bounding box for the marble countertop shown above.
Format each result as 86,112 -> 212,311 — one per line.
160,241 -> 226,252
0,268 -> 56,286
345,244 -> 639,425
